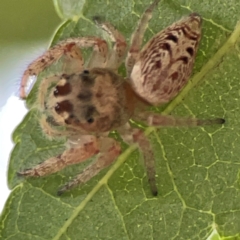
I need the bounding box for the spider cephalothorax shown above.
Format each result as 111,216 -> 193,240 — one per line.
18,0 -> 224,196
41,68 -> 137,134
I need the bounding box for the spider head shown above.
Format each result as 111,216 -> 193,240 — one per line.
41,68 -> 134,135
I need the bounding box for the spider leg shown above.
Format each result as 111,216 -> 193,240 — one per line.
57,137 -> 121,195
39,115 -> 78,139
94,17 -> 127,70
18,136 -> 99,178
20,37 -> 108,98
125,0 -> 160,76
62,44 -> 84,74
37,75 -> 61,110
132,129 -> 157,196
135,112 -> 225,127
85,37 -> 108,69
118,124 -> 157,196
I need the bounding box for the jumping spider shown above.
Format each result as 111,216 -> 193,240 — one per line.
18,0 -> 224,196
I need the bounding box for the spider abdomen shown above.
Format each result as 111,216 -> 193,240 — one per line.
130,13 -> 202,105
46,68 -> 134,133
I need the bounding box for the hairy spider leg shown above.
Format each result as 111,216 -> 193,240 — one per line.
18,136 -> 121,195
57,137 -> 121,195
94,17 -> 127,70
62,44 -> 84,74
37,75 -> 61,110
118,123 -> 157,195
83,37 -> 108,69
18,136 -> 99,178
135,112 -> 225,127
132,129 -> 158,196
20,37 -> 109,98
125,0 -> 160,76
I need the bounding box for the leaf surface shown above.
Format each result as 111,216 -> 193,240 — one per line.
1,0 -> 240,239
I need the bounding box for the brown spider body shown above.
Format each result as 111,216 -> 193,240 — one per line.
130,13 -> 202,105
18,0 -> 224,196
43,69 -> 136,134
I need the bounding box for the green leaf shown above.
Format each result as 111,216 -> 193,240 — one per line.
1,0 -> 240,239
53,0 -> 85,20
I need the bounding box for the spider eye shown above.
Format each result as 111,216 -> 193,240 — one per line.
80,70 -> 94,86
54,103 -> 60,112
87,118 -> 94,124
54,82 -> 71,97
54,100 -> 73,114
53,88 -> 58,96
83,70 -> 89,74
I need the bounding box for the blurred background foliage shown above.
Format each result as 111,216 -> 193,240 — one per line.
0,0 -> 61,106
0,0 -> 61,211
0,0 -> 60,44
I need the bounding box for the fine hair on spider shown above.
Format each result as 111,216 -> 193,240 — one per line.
18,0 -> 224,196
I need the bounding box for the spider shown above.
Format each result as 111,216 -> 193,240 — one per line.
18,0 -> 224,196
